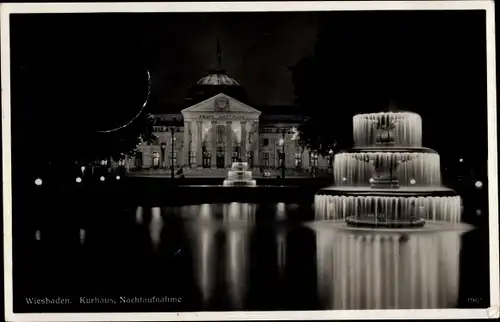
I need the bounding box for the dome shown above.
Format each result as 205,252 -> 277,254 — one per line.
185,68 -> 248,104
196,69 -> 241,86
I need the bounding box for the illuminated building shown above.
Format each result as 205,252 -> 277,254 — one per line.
124,67 -> 331,176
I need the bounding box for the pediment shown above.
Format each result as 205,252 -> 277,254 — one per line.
181,93 -> 262,116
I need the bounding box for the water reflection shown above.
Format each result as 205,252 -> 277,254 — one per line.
315,228 -> 462,309
222,202 -> 257,224
135,206 -> 144,224
149,207 -> 163,249
276,202 -> 286,220
15,190 -> 489,314
276,228 -> 286,274
133,203 -> 468,310
183,202 -> 256,309
226,227 -> 249,307
197,222 -> 217,304
79,228 -> 86,244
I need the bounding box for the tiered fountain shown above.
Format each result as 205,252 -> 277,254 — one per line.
315,111 -> 462,228
223,162 -> 257,187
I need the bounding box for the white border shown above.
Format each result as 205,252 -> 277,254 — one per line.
1,1 -> 498,321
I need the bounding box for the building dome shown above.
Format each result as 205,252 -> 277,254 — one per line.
196,69 -> 241,86
185,68 -> 248,104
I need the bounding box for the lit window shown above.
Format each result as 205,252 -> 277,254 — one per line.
263,153 -> 270,168
311,153 -> 318,167
295,153 -> 302,168
152,152 -> 160,168
202,150 -> 211,168
189,151 -> 196,166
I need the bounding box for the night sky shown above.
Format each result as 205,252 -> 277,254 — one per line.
11,12 -> 321,109
8,10 -> 489,174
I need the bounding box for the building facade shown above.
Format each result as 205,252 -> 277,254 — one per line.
131,69 -> 332,174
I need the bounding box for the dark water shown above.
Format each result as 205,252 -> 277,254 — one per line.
13,194 -> 490,313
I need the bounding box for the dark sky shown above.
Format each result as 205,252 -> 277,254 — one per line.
9,10 -> 489,172
147,12 -> 321,106
11,12 -> 321,108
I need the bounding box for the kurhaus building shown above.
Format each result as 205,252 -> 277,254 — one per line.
132,68 -> 331,175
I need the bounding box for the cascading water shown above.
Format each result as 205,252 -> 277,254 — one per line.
223,162 -> 257,187
315,111 -> 462,227
315,229 -> 461,309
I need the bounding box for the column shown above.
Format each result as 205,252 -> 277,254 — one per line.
196,121 -> 203,167
165,138 -> 171,168
170,131 -> 176,168
211,121 -> 217,168
252,122 -> 260,169
144,145 -> 152,168
183,121 -> 191,167
240,121 -> 247,161
226,121 -> 233,167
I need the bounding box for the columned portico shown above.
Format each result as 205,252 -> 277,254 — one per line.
183,121 -> 191,166
181,93 -> 261,170
225,121 -> 233,166
211,121 -> 217,168
196,121 -> 203,167
251,121 -> 259,169
240,121 -> 247,161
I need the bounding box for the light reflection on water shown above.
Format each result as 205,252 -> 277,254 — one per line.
149,207 -> 163,249
136,203 -> 466,310
79,228 -> 86,244
159,203 -> 464,309
314,228 -> 462,309
18,198 -> 486,312
135,206 -> 144,224
183,202 -> 256,309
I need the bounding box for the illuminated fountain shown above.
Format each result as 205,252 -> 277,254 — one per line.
315,228 -> 461,309
315,112 -> 462,227
223,162 -> 257,187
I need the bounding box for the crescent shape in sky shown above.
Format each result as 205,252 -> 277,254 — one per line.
94,69 -> 151,134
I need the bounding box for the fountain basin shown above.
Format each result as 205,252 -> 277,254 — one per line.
345,216 -> 426,228
223,180 -> 257,187
349,146 -> 437,153
315,193 -> 462,224
307,219 -> 473,235
315,110 -> 463,228
334,151 -> 442,186
317,186 -> 458,197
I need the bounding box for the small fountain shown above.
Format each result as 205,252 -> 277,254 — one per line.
315,111 -> 462,228
223,162 -> 257,187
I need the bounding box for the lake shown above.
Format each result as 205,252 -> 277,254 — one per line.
11,186 -> 490,312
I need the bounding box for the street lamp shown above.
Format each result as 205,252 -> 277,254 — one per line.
166,117 -> 178,180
